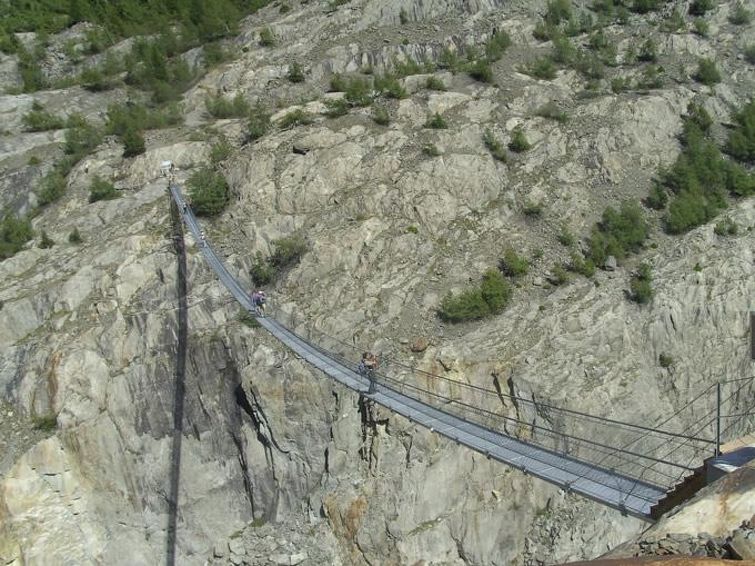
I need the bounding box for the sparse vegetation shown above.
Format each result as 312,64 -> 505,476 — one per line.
210,139 -> 233,163
557,224 -> 575,247
88,176 -> 119,203
250,234 -> 308,285
466,58 -> 494,83
187,167 -> 230,217
22,102 -> 65,131
483,129 -> 507,162
714,217 -> 739,236
438,269 -> 513,323
205,93 -> 250,119
535,102 -> 568,123
68,227 -> 82,244
259,27 -> 275,46
659,352 -> 674,368
247,104 -> 271,142
37,171 -> 67,206
630,262 -> 654,304
588,201 -> 648,266
567,253 -> 596,278
39,230 -> 55,249
425,113 -> 448,129
508,126 -> 531,153
0,214 -> 33,260
371,106 -> 390,126
725,99 -> 755,163
279,109 -> 314,128
425,76 -> 447,91
374,73 -> 407,99
693,18 -> 710,37
729,2 -> 752,24
694,58 -> 721,85
32,414 -> 57,431
324,98 -> 349,118
121,127 -> 145,157
422,143 -> 441,157
287,61 -> 305,83
524,57 -> 557,80
745,44 -> 755,65
499,248 -> 529,277
689,0 -> 715,16
523,200 -> 543,217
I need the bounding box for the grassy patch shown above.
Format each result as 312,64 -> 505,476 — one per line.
438,269 -> 513,323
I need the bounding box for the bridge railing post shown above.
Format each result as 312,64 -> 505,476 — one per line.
715,381 -> 721,458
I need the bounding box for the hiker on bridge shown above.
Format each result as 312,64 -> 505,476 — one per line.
251,290 -> 267,316
358,352 -> 379,394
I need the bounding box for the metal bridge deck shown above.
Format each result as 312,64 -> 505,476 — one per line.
169,184 -> 665,520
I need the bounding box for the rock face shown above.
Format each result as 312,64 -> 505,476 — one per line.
1,0 -> 754,565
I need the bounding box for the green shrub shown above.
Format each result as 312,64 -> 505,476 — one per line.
374,73 -> 407,98
287,61 -> 305,83
438,47 -> 463,72
588,201 -> 648,265
725,99 -> 755,163
632,0 -> 662,13
206,93 -> 250,119
344,77 -> 372,107
188,166 -> 230,216
105,102 -> 182,135
89,176 -> 119,203
693,18 -> 710,36
557,224 -> 575,247
646,184 -> 668,210
659,352 -> 674,368
524,57 -> 557,80
270,234 -> 308,269
545,0 -> 573,25
259,27 -> 275,46
714,217 -> 738,236
568,253 -> 596,277
279,109 -> 314,128
68,227 -> 82,244
694,58 -> 721,85
37,171 -> 67,206
550,264 -> 570,285
535,102 -> 568,123
22,102 -> 64,131
425,76 -> 447,91
637,38 -> 658,62
689,0 -> 715,15
611,76 -> 632,93
686,102 -> 713,133
406,225 -> 419,234
422,143 -> 441,157
121,127 -> 145,157
485,30 -> 511,62
533,21 -> 555,41
638,64 -> 664,90
204,42 -> 231,67
371,105 -> 390,125
508,126 -> 531,153
210,139 -> 233,163
466,58 -> 493,83
729,2 -> 752,24
665,187 -> 722,233
662,7 -> 686,32
399,7 -> 408,24
438,268 -> 512,323
499,248 -> 529,277
32,414 -> 57,431
552,33 -> 577,65
80,66 -> 114,91
248,104 -> 271,141
425,113 -> 448,129
745,44 -> 755,65
482,129 -> 507,162
0,214 -> 33,260
39,230 -> 54,249
523,200 -> 543,217
64,115 -> 102,158
630,262 -> 654,304
250,251 -> 275,285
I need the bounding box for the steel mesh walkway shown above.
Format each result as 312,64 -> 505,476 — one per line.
167,183 -> 751,520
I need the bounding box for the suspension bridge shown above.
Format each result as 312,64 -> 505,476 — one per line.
167,182 -> 754,522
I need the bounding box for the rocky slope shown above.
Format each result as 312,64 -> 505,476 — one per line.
1,0 -> 754,565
